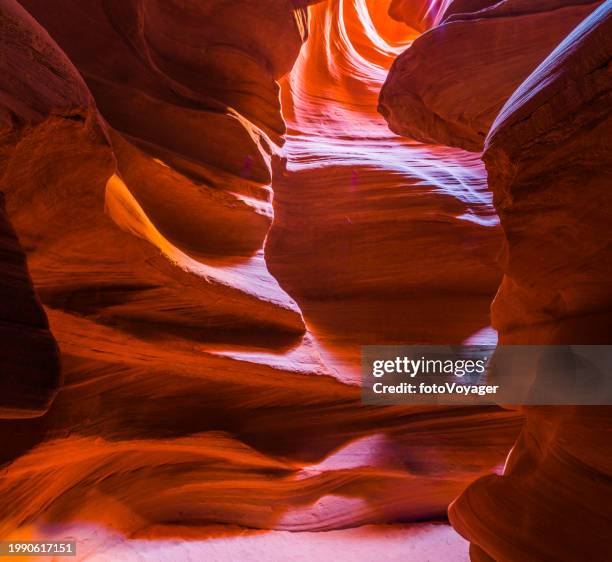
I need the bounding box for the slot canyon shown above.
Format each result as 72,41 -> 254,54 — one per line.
0,0 -> 610,560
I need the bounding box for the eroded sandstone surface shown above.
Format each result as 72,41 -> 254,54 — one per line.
379,0 -> 603,151
0,0 -> 78,417
0,0 -> 520,545
1,0 -> 608,559
449,3 -> 612,560
379,0 -> 612,559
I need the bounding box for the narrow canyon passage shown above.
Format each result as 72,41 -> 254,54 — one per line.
1,0 -> 610,559
0,0 -> 558,559
268,0 -> 502,378
21,0 -> 612,562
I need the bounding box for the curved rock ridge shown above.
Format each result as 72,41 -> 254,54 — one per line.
7,0 -> 308,337
0,306 -> 521,535
2,77 -> 304,340
449,3 -> 612,560
19,0 -> 310,258
0,1 -> 91,126
0,306 -> 521,534
0,1 -> 308,408
378,0 -> 603,151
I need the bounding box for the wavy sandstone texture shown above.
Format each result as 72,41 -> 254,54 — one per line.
0,0 -> 69,417
267,0 -> 504,376
447,3 -> 612,561
0,1 -> 522,556
2,0 -> 609,560
379,0 -> 603,151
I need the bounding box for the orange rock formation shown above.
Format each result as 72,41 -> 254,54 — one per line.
379,0 -> 603,151
449,3 -> 612,560
379,0 -> 611,559
0,1 -> 521,547
0,0 -> 609,559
